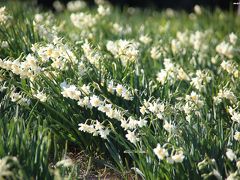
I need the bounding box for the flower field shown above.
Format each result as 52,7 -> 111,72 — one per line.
0,1 -> 240,179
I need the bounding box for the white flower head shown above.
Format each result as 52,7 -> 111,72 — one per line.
61,84 -> 81,100
229,32 -> 237,45
234,131 -> 240,141
150,46 -> 161,60
70,12 -> 96,29
34,13 -> 44,23
78,123 -> 96,134
216,41 -> 234,58
126,130 -> 139,144
194,5 -> 202,15
0,7 -> 9,24
106,39 -> 139,66
138,117 -> 147,128
163,121 -> 175,133
90,95 -> 102,107
99,128 -> 110,139
97,5 -> 111,16
67,0 -> 86,12
226,149 -> 236,161
107,81 -> 115,94
115,84 -> 125,96
139,35 -> 152,45
172,150 -> 185,163
153,144 -> 169,160
33,91 -> 47,102
56,158 -> 74,167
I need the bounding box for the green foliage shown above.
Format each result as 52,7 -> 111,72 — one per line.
0,1 -> 240,179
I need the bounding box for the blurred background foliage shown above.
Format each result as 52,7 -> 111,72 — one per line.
1,0 -> 237,11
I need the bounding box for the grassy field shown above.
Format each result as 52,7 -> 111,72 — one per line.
0,1 -> 240,179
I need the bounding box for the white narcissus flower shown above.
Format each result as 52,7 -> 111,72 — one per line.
106,39 -> 139,66
10,92 -> 22,102
237,161 -> 240,169
99,128 -> 110,139
164,58 -> 174,72
229,32 -> 237,45
111,23 -> 132,35
98,104 -> 112,113
61,85 -> 81,101
140,106 -> 147,115
226,149 -> 236,161
1,54 -> 42,80
189,31 -> 207,51
56,158 -> 73,167
163,121 -> 175,133
190,70 -> 211,90
78,62 -> 86,75
217,89 -> 237,104
156,70 -> 168,85
127,116 -> 139,129
105,108 -> 115,119
78,97 -> 91,107
120,119 -> 128,130
34,13 -> 44,23
94,120 -> 104,130
234,131 -> 240,141
78,123 -> 95,134
53,1 -> 64,12
213,96 -> 222,105
126,130 -> 139,144
172,150 -> 185,163
138,117 -> 147,128
153,144 -> 169,160
220,60 -> 238,76
114,84 -> 133,100
1,41 -> 9,48
122,90 -> 133,101
226,173 -> 238,180
0,6 -> 8,24
113,109 -> 123,121
80,84 -> 90,95
185,91 -> 204,108
150,46 -> 161,60
10,60 -> 21,75
231,112 -> 240,124
107,81 -> 115,94
221,60 -> 234,73
194,5 -> 202,15
90,95 -> 102,107
115,84 -> 124,96
67,0 -> 86,12
177,68 -> 189,81
70,12 -> 96,29
216,41 -> 234,59
33,91 -> 47,102
97,5 -> 111,16
171,39 -> 181,54
81,41 -> 102,66
139,35 -> 152,45
176,31 -> 188,44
